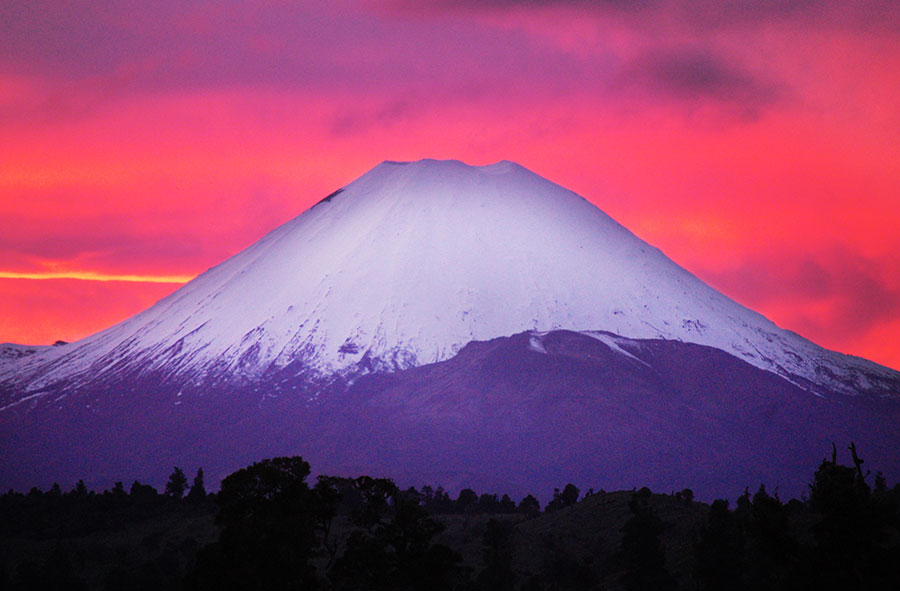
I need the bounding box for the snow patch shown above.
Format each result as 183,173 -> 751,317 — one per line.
528,334 -> 548,354
584,332 -> 650,367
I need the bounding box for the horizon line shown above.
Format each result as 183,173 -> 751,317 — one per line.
0,271 -> 194,284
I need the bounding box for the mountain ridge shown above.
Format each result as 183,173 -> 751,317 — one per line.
1,159 -> 897,404
2,158 -> 899,496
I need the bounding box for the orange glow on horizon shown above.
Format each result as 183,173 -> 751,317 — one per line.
0,271 -> 193,284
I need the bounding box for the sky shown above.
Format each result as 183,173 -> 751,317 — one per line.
2,0 -> 899,370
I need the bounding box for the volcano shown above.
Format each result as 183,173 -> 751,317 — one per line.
2,159 -> 899,498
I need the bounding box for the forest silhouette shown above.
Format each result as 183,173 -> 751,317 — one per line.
2,443 -> 899,590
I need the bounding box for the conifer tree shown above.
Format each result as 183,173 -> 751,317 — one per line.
186,468 -> 207,502
165,466 -> 188,499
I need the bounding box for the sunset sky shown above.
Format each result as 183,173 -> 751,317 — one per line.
2,0 -> 899,370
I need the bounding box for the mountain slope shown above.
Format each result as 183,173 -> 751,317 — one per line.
312,330 -> 900,499
1,159 -> 897,410
2,330 -> 897,498
2,158 -> 899,496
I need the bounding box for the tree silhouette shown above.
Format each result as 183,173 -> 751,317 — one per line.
72,480 -> 88,497
803,443 -> 899,589
546,483 -> 580,512
188,457 -> 332,590
129,481 -> 158,506
741,484 -> 796,589
517,494 -> 541,516
186,468 -> 207,503
329,480 -> 463,590
499,494 -> 517,514
693,499 -> 744,591
349,476 -> 397,529
423,486 -> 453,513
618,492 -> 675,591
165,467 -> 188,499
456,488 -> 478,513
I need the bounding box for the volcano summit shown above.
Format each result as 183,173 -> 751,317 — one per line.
2,159 -> 899,497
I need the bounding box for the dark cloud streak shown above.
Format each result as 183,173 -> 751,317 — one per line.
704,250 -> 900,344
612,48 -> 785,116
390,0 -> 900,31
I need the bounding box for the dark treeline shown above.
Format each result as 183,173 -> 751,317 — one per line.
2,443 -> 900,590
1,468 -> 208,540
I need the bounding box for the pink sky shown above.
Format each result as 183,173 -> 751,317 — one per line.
2,0 -> 899,370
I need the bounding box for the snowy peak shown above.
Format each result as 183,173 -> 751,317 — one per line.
2,159 -> 898,401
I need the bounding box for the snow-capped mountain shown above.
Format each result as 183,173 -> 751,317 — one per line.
1,159 -> 896,407
2,159 -> 899,497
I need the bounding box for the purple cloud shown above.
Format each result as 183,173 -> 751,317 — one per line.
704,250 -> 900,344
390,0 -> 900,31
614,48 -> 783,112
